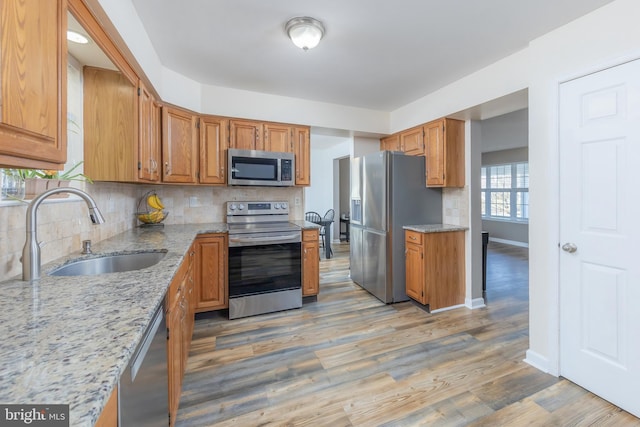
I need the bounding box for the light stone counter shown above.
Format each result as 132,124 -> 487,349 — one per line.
0,223 -> 227,427
403,224 -> 468,233
290,220 -> 321,229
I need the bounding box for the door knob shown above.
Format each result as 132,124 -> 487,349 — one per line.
562,243 -> 577,253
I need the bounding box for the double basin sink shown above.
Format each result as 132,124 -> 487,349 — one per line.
49,250 -> 167,276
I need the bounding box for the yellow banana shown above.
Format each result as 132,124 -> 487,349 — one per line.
147,193 -> 164,210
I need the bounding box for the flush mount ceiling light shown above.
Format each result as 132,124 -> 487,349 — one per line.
285,17 -> 325,51
67,30 -> 89,44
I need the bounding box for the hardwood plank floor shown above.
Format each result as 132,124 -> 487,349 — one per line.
176,242 -> 640,426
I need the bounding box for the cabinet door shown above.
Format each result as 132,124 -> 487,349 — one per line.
293,126 -> 311,186
380,134 -> 401,151
263,123 -> 292,152
0,0 -> 67,169
405,241 -> 425,304
138,80 -> 160,182
302,230 -> 320,296
162,106 -> 198,183
400,126 -> 424,156
167,302 -> 182,427
200,116 -> 228,184
94,387 -> 118,427
424,118 -> 465,187
229,119 -> 262,151
83,67 -> 137,182
424,120 -> 445,186
195,234 -> 228,312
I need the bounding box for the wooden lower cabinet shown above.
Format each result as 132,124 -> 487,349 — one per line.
167,244 -> 195,427
302,229 -> 320,296
194,233 -> 228,312
405,230 -> 465,311
95,386 -> 118,427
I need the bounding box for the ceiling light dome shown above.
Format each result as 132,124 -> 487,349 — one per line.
285,17 -> 325,51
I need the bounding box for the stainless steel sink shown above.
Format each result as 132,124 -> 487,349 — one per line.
49,250 -> 167,276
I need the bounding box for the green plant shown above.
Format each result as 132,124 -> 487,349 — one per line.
7,162 -> 93,184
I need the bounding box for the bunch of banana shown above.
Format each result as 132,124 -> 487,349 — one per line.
147,193 -> 164,210
138,210 -> 165,224
138,192 -> 166,223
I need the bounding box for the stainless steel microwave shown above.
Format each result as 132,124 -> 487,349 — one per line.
228,149 -> 295,186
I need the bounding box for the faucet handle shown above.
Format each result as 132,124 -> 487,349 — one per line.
81,240 -> 92,254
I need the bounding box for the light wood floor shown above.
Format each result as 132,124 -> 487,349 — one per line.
176,242 -> 640,426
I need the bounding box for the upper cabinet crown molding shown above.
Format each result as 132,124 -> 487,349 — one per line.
0,0 -> 67,169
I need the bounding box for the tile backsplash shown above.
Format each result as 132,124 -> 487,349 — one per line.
443,186 -> 470,226
0,182 -> 303,281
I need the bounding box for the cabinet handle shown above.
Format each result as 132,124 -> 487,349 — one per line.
165,161 -> 170,175
410,236 -> 417,240
151,159 -> 158,173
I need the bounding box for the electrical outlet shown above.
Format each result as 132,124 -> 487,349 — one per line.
294,197 -> 301,206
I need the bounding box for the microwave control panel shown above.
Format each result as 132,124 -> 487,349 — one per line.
281,159 -> 293,181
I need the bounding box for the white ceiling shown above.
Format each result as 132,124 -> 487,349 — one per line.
130,0 -> 614,112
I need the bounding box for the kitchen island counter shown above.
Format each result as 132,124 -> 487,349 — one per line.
403,224 -> 468,233
0,223 -> 227,426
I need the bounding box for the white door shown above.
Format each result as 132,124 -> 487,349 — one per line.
559,59 -> 640,417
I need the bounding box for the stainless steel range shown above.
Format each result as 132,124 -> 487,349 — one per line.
226,201 -> 302,319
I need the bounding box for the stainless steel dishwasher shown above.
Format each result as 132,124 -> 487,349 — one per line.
119,302 -> 168,426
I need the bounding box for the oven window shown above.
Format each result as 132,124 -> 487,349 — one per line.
232,156 -> 278,181
228,242 -> 301,297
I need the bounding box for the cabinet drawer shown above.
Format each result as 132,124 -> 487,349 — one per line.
303,229 -> 319,242
167,256 -> 190,308
405,230 -> 423,245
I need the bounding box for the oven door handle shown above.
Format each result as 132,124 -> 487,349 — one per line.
229,233 -> 301,245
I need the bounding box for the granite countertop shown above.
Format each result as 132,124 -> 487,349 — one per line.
290,220 -> 321,229
403,224 -> 469,233
0,223 -> 227,427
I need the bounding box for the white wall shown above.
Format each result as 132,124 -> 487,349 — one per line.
304,135 -> 351,221
481,109 -> 528,153
526,0 -> 640,374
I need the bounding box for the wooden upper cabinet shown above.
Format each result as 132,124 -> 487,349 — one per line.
293,126 -> 311,186
380,134 -> 401,151
0,0 -> 67,169
400,125 -> 424,156
424,118 -> 464,187
162,106 -> 198,184
199,116 -> 228,185
83,67 -> 137,182
138,81 -> 161,182
263,123 -> 292,152
229,119 -> 262,151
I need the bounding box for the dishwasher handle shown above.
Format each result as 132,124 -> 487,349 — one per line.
130,306 -> 164,382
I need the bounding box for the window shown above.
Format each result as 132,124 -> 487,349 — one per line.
481,162 -> 528,221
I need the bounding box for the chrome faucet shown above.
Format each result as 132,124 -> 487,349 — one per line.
22,187 -> 105,281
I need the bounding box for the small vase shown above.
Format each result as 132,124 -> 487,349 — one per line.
1,170 -> 25,200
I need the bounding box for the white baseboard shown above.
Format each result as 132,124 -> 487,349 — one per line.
489,237 -> 529,248
430,303 -> 466,314
524,349 -> 552,374
465,297 -> 486,309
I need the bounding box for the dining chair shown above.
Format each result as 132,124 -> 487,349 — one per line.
305,211 -> 321,224
320,209 -> 335,255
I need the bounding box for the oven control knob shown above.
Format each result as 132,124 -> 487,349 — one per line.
281,202 -> 288,209
229,203 -> 237,211
238,203 -> 245,211
274,203 -> 281,209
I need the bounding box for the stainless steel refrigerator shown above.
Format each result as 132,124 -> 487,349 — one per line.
350,151 -> 443,303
